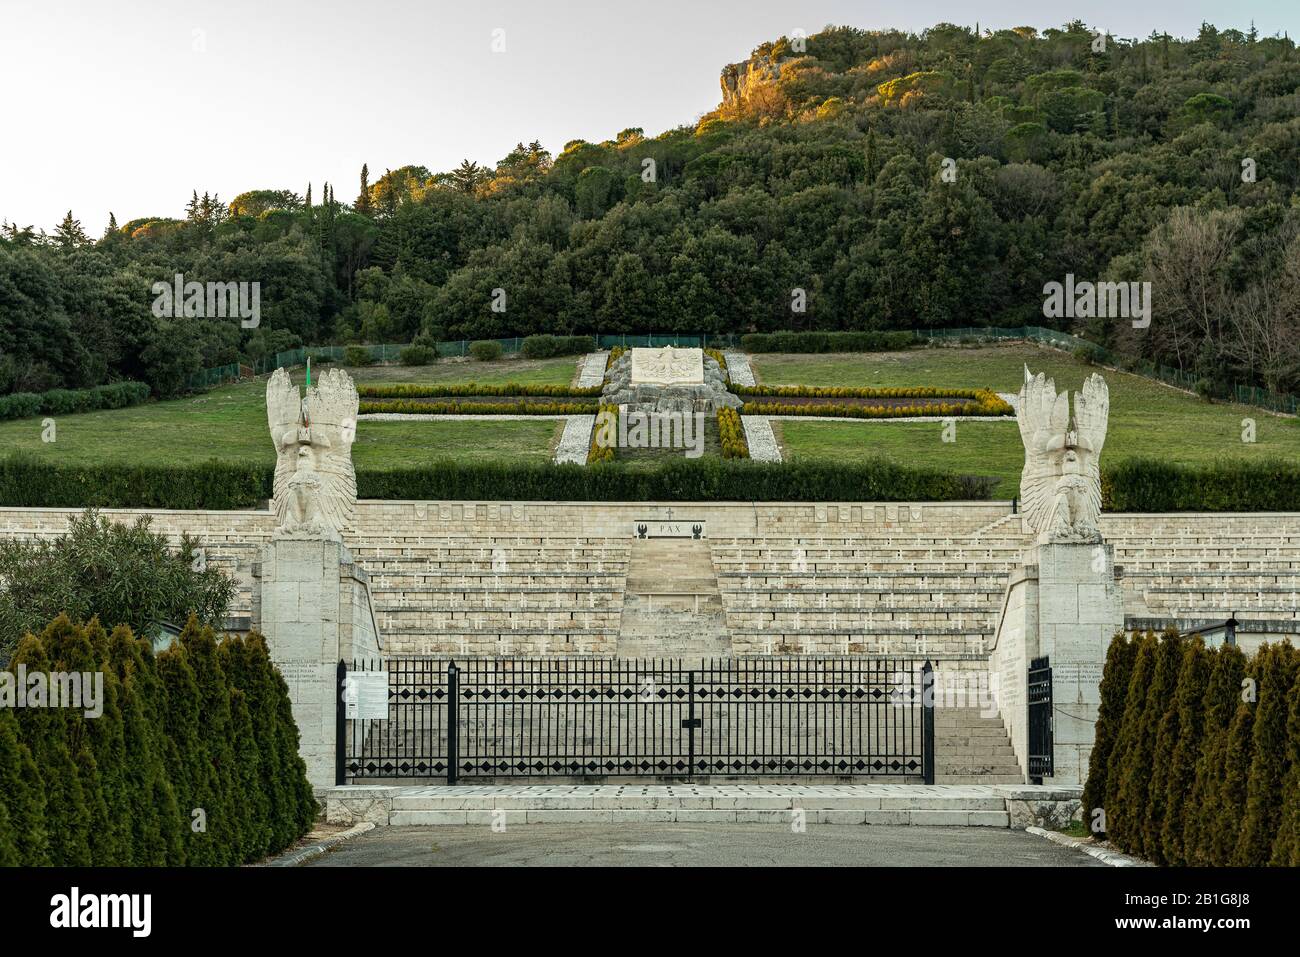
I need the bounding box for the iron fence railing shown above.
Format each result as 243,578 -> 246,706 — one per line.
341,655 -> 932,783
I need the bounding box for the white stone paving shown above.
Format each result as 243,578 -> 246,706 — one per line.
554,414 -> 596,465
576,351 -> 609,388
723,351 -> 755,386
741,415 -> 781,462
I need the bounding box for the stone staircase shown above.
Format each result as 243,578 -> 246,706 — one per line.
934,708 -> 1024,784
617,539 -> 732,657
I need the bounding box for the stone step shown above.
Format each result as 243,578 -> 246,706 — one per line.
388,808 -> 1011,826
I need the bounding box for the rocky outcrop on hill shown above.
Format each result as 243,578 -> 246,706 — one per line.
719,55 -> 784,108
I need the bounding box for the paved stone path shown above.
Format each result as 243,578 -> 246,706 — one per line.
304,822 -> 1105,867
576,352 -> 609,388
741,416 -> 781,461
723,351 -> 755,386
554,414 -> 596,465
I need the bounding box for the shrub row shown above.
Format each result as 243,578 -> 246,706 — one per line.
0,615 -> 316,866
357,382 -> 601,399
1101,458 -> 1300,512
705,347 -> 728,373
0,456 -> 271,509
359,399 -> 598,416
355,457 -> 995,502
740,331 -> 917,353
741,400 -> 1008,419
733,384 -> 999,400
1083,632 -> 1300,866
588,405 -> 617,463
17,454 -> 1300,510
0,381 -> 151,421
717,407 -> 748,459
520,334 -> 595,359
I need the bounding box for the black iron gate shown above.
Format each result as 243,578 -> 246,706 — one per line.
340,657 -> 935,783
1027,655 -> 1053,783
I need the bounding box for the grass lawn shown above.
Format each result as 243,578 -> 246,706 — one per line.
0,357 -> 574,469
760,345 -> 1300,498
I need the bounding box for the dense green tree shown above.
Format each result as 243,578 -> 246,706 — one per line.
1159,638 -> 1211,864
1082,631 -> 1135,836
1236,643 -> 1298,864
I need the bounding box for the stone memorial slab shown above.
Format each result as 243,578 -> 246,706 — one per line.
629,346 -> 704,386
634,520 -> 706,539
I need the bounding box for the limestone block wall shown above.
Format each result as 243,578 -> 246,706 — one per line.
4,504 -> 1299,659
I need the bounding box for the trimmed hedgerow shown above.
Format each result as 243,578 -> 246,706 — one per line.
740,331 -> 917,353
359,399 -> 598,416
741,398 -> 1012,419
0,614 -> 316,865
0,455 -> 271,510
1102,458 -> 1300,512
357,382 -> 600,399
0,381 -> 150,421
0,453 -> 996,507
11,453 -> 1300,512
1085,633 -> 1300,866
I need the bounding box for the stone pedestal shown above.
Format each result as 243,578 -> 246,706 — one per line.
1035,543 -> 1125,785
253,536 -> 382,789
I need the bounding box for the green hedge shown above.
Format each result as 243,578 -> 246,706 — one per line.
357,382 -> 600,399
0,614 -> 316,866
520,334 -> 595,359
11,455 -> 1300,511
0,382 -> 150,421
0,456 -> 271,509
1102,458 -> 1300,512
359,399 -> 598,415
1084,632 -> 1300,866
740,331 -> 917,353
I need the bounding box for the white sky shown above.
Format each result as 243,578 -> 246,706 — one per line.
1,0 -> 1295,232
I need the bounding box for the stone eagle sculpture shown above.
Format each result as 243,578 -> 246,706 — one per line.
266,366 -> 359,541
1016,365 -> 1109,544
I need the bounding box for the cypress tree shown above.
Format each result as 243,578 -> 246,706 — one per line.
180,617 -> 243,863
229,686 -> 270,861
1236,643 -> 1298,865
1271,669 -> 1300,865
0,708 -> 48,865
1160,638 -> 1211,865
10,627 -> 91,865
107,623 -> 181,865
1186,643 -> 1247,865
250,632 -> 319,835
221,635 -> 273,859
42,617 -> 116,865
1142,631 -> 1185,861
157,641 -> 219,865
1082,631 -> 1134,837
0,789 -> 16,866
1206,655 -> 1260,866
1107,631 -> 1158,852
